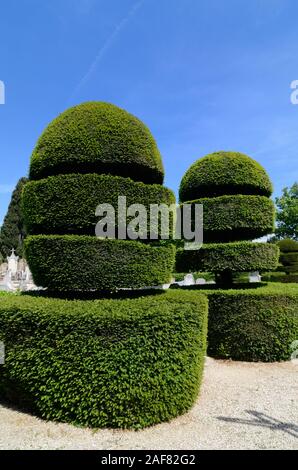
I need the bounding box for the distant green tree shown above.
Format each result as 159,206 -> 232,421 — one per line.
275,182 -> 298,240
0,177 -> 28,258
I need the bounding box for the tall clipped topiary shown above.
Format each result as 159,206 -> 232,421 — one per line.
22,102 -> 175,292
177,151 -> 279,284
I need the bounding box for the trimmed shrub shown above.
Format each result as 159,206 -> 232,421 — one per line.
183,195 -> 275,242
279,252 -> 298,273
176,242 -> 279,273
178,151 -> 277,284
262,272 -> 298,283
179,151 -> 273,202
277,239 -> 298,274
25,235 -> 176,292
205,283 -> 298,361
22,173 -> 175,237
277,238 -> 298,252
0,290 -> 208,428
29,102 -> 164,184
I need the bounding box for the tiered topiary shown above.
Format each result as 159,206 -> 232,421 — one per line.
278,238 -> 298,275
23,102 -> 175,292
177,151 -> 279,284
4,102 -> 209,428
174,151 -> 297,363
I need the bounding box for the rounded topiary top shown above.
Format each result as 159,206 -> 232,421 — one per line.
29,102 -> 164,184
179,151 -> 273,202
277,238 -> 298,252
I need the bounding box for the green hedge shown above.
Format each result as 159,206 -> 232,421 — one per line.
182,195 -> 275,242
262,272 -> 298,283
205,284 -> 298,361
279,252 -> 298,274
277,238 -> 298,252
179,151 -> 273,202
29,102 -> 164,184
176,242 -> 279,273
22,173 -> 175,237
25,235 -> 176,292
0,290 -> 208,428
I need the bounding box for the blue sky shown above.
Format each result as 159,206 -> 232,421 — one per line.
1,0 -> 298,224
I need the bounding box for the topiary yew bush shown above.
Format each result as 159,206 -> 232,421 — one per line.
23,102 -> 176,292
278,238 -> 298,274
177,151 -> 278,284
0,290 -> 208,428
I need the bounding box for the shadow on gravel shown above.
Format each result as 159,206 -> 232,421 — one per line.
217,410 -> 298,438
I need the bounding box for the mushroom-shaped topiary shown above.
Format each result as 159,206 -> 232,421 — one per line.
23,102 -> 175,292
177,151 -> 279,284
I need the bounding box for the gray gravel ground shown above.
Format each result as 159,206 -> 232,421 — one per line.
0,357 -> 297,450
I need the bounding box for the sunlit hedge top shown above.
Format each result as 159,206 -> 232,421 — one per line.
179,151 -> 273,202
29,102 -> 164,184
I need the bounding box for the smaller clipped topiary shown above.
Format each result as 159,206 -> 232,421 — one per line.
179,151 -> 273,202
278,238 -> 298,274
29,102 -> 164,184
178,151 -> 278,284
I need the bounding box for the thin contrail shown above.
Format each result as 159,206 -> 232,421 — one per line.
69,0 -> 145,101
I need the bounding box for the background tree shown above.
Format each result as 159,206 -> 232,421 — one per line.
275,182 -> 298,240
0,177 -> 28,258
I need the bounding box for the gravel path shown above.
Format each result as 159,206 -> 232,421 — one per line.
0,358 -> 297,450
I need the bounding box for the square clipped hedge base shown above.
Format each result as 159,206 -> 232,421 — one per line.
0,290 -> 207,429
206,284 -> 298,362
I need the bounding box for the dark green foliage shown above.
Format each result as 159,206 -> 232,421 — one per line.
178,152 -> 277,283
279,252 -> 298,274
205,284 -> 298,361
183,195 -> 275,242
276,239 -> 298,274
176,242 -> 279,273
29,102 -> 164,184
25,235 -> 176,292
0,178 -> 28,258
179,151 -> 273,202
22,173 -> 175,237
0,290 -> 208,428
275,183 -> 298,240
277,238 -> 298,252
